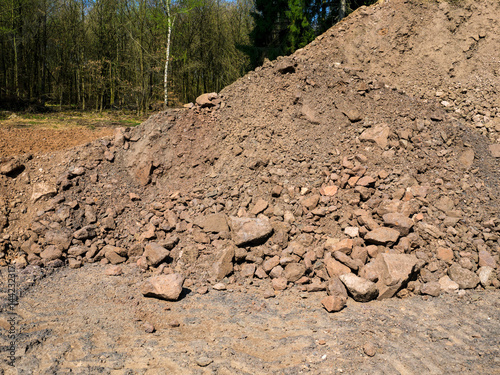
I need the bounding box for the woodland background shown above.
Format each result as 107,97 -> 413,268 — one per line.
0,0 -> 376,113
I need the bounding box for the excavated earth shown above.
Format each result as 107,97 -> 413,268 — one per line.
1,0 -> 499,373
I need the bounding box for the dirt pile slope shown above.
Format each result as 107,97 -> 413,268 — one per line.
0,0 -> 499,305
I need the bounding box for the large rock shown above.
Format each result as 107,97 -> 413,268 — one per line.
195,213 -> 229,233
359,124 -> 391,148
212,245 -> 235,280
339,273 -> 378,302
144,243 -> 170,266
229,216 -> 273,246
448,264 -> 479,289
284,262 -> 306,282
32,182 -> 57,202
364,227 -> 400,245
382,213 -> 414,236
196,92 -> 218,108
374,253 -> 417,299
141,274 -> 185,301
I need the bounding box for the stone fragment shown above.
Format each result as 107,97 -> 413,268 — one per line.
68,258 -> 82,269
272,277 -> 288,291
359,124 -> 391,148
477,266 -> 495,287
344,227 -> 359,238
105,251 -> 126,265
327,277 -> 348,298
343,109 -> 362,122
144,243 -> 170,266
364,227 -> 400,245
0,159 -> 24,176
213,246 -> 235,280
212,282 -> 226,290
324,253 -> 351,278
262,256 -> 280,273
40,246 -> 62,261
68,246 -> 88,257
251,198 -> 269,215
321,295 -> 347,313
229,216 -> 273,246
301,194 -> 320,210
141,273 -> 185,300
421,282 -> 441,296
73,226 -> 96,240
489,144 -> 500,158
357,176 -> 376,187
448,264 -> 479,289
375,253 -> 418,299
382,213 -> 414,236
339,273 -> 379,302
240,263 -> 256,278
478,250 -> 497,269
284,263 -> 306,282
436,247 -> 454,263
438,276 -> 459,293
321,185 -> 338,196
32,182 -> 57,202
325,238 -> 353,254
363,342 -> 376,357
195,213 -> 229,233
196,92 -> 218,107
333,251 -> 362,271
458,149 -> 474,169
45,230 -> 72,250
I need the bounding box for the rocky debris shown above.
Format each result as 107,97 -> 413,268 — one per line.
141,273 -> 185,300
0,0 -> 499,316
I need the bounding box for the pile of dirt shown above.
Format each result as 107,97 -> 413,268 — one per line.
0,0 -> 499,309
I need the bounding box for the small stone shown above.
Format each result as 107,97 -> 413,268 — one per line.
251,198 -> 269,215
364,227 -> 400,245
212,246 -> 235,281
325,238 -> 353,253
213,282 -> 227,290
301,194 -> 320,210
144,243 -> 170,266
143,322 -> 155,333
478,266 -> 495,287
40,246 -> 62,261
321,295 -> 346,313
438,276 -> 459,293
197,286 -> 209,294
489,144 -> 500,158
32,182 -> 57,202
339,273 -> 378,302
240,263 -> 256,278
68,258 -> 82,269
436,247 -> 454,263
321,185 -> 338,196
421,282 -> 441,297
194,213 -> 229,233
363,342 -> 376,357
284,262 -> 306,282
448,264 -> 479,289
196,356 -> 213,367
458,149 -> 474,169
141,273 -> 185,300
382,213 -> 414,236
478,250 -> 497,269
272,277 -> 288,291
229,216 -> 273,247
344,227 -> 359,238
263,289 -> 276,298
359,124 -> 391,148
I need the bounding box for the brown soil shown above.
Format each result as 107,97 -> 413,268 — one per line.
0,127 -> 115,157
0,0 -> 499,372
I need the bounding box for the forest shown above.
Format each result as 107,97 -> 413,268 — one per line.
0,0 -> 376,113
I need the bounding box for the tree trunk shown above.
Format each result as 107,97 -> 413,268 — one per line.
164,1 -> 173,108
339,0 -> 346,21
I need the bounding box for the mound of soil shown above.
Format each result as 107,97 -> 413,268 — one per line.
0,0 -> 499,310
